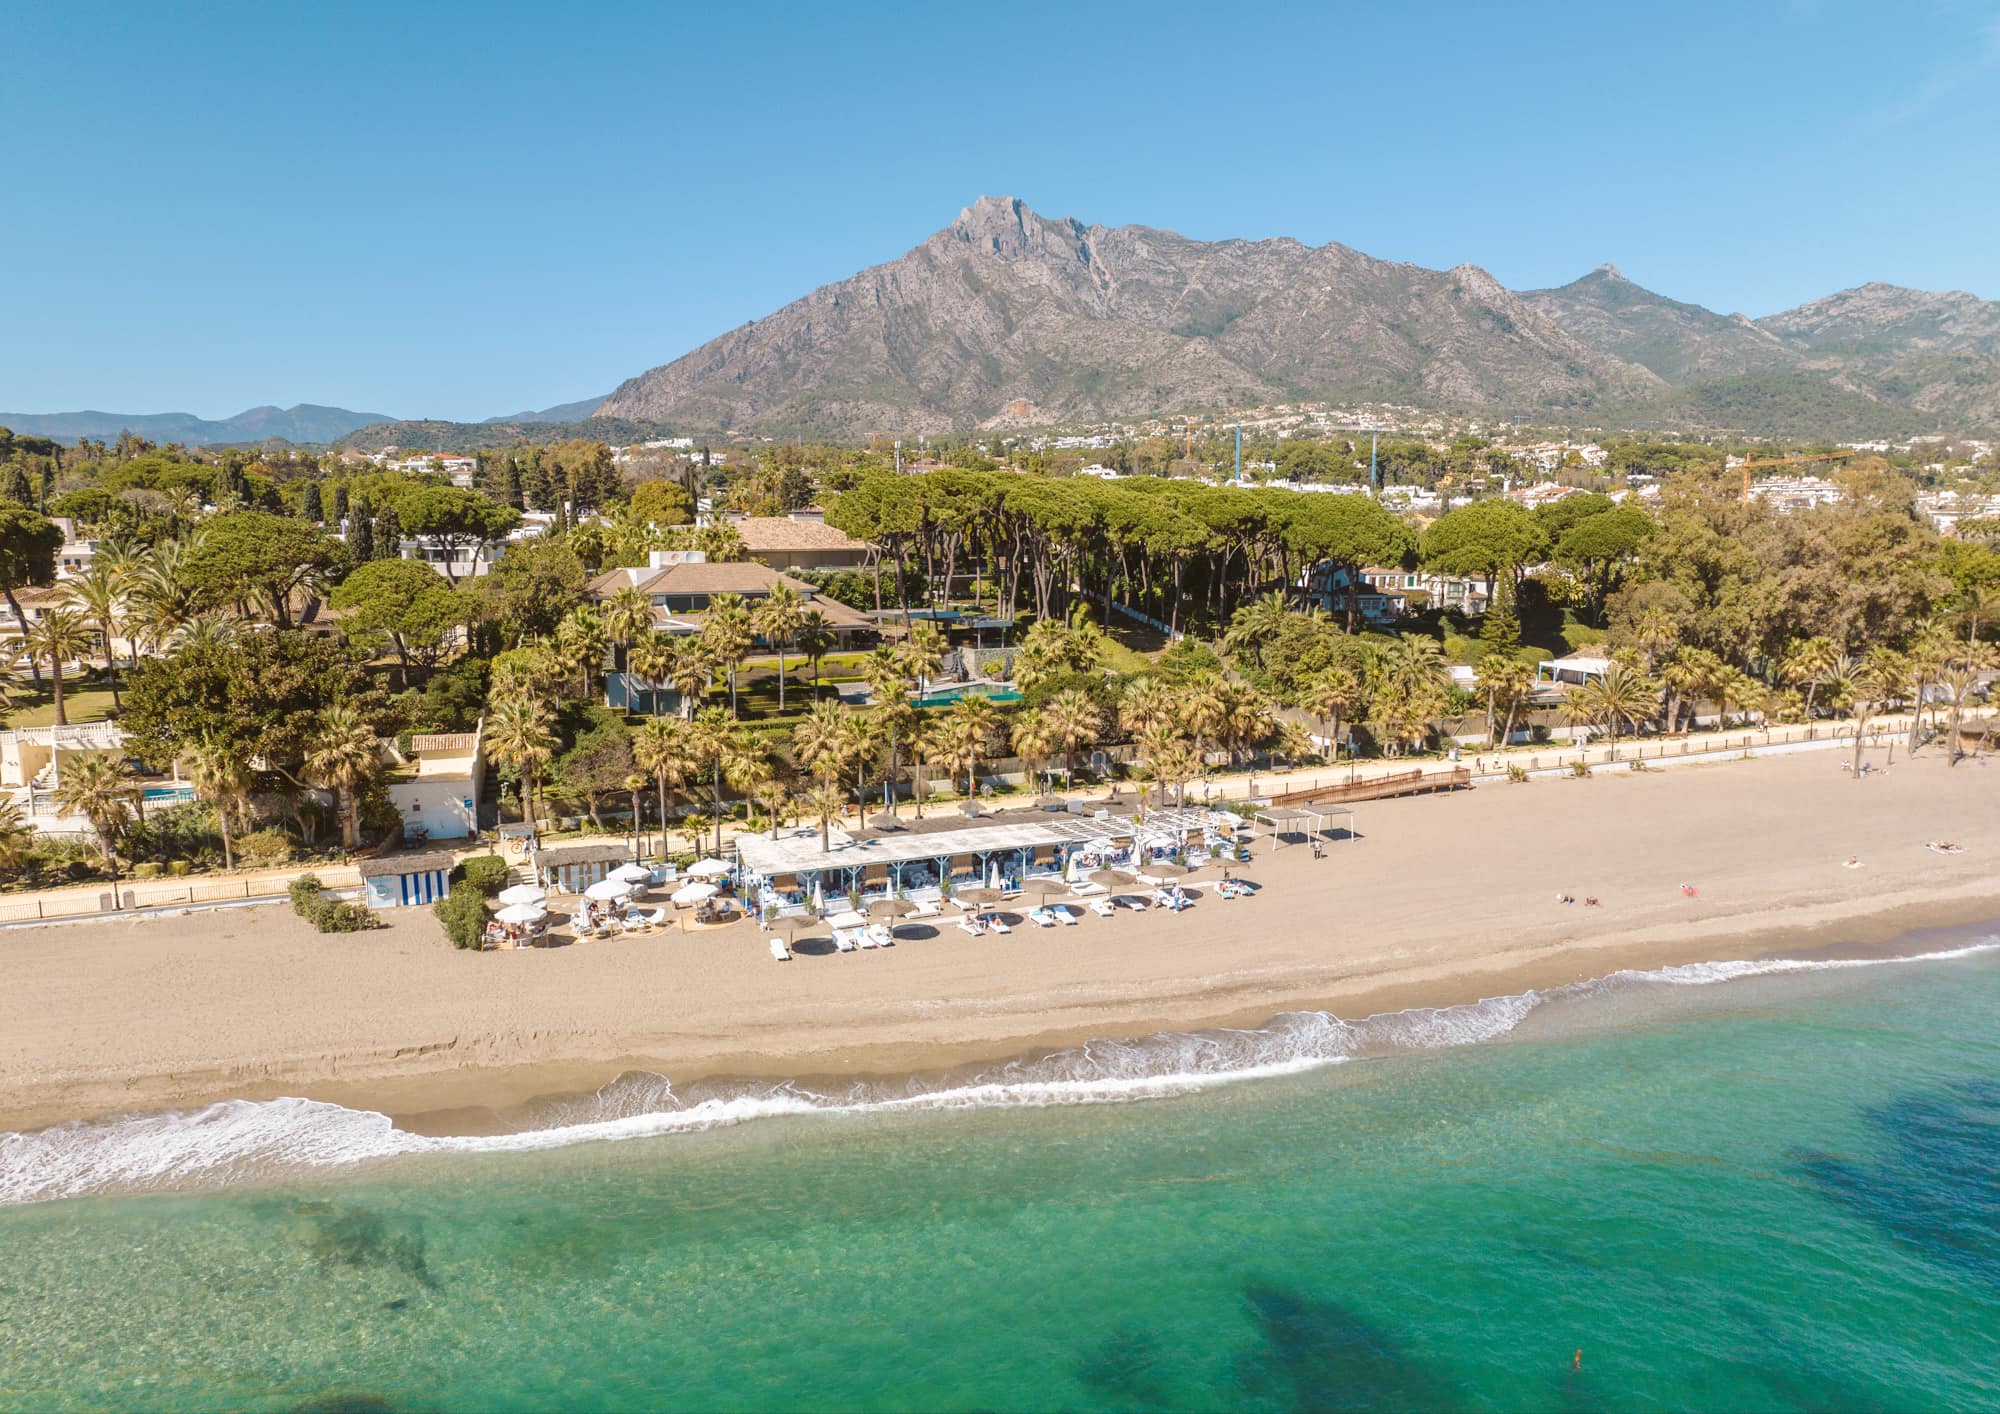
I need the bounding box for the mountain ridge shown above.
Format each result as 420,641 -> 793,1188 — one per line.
0,403 -> 394,446
594,196 -> 1997,439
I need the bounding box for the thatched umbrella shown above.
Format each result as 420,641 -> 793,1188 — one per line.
955,886 -> 1005,907
1088,868 -> 1130,888
1019,878 -> 1067,900
867,897 -> 919,919
1146,862 -> 1193,880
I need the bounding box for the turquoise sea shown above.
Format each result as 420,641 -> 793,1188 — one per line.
3,933 -> 1998,1411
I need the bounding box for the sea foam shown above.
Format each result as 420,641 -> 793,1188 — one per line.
4,938 -> 1994,1206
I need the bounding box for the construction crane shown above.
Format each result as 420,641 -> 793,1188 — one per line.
1736,450 -> 1854,501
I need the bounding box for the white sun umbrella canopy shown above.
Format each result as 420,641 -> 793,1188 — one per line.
495,902 -> 547,925
497,884 -> 546,906
826,908 -> 868,929
671,881 -> 719,905
687,858 -> 733,878
584,878 -> 634,903
610,862 -> 653,884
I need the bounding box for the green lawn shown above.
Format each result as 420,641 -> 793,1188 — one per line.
3,676 -> 119,728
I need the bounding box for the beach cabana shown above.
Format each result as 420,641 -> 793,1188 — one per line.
357,851 -> 457,910
532,839 -> 632,895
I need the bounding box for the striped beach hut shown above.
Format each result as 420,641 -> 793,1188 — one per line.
357,851 -> 457,909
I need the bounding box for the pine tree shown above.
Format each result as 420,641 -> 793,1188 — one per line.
350,509 -> 375,561
373,502 -> 401,559
1480,576 -> 1521,660
1,463 -> 31,506
301,481 -> 324,523
329,482 -> 349,522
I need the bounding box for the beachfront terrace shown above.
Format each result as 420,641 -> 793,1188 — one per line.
733,804 -> 1247,916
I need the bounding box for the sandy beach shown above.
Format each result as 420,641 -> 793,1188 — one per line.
2,747 -> 1995,1135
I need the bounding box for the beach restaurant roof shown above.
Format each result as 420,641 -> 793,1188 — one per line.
734,807 -> 1229,880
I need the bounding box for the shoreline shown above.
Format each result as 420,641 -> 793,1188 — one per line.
3,749 -> 1995,1139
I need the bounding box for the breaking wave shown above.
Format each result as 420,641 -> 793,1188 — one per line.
4,939 -> 1994,1206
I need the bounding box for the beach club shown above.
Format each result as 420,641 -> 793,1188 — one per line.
731,802 -> 1249,918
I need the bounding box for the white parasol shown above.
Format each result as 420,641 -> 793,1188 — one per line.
495,902 -> 546,924
610,862 -> 653,884
585,879 -> 634,902
497,884 -> 546,906
671,881 -> 719,905
688,858 -> 733,877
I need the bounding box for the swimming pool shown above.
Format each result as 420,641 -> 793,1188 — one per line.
912,683 -> 1022,707
142,785 -> 197,805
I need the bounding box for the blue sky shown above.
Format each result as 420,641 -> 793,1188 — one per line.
3,0 -> 1996,422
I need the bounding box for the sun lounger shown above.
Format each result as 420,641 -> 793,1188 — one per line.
907,899 -> 942,919
1069,881 -> 1107,897
769,938 -> 791,961
866,923 -> 895,948
854,926 -> 879,949
1118,895 -> 1148,913
955,915 -> 986,936
833,928 -> 858,952
1089,898 -> 1118,918
986,914 -> 1012,934
1053,904 -> 1079,926
1028,907 -> 1060,928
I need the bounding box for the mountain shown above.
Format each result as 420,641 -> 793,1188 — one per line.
597,195 -> 1664,438
482,394 -> 607,425
0,403 -> 394,446
1521,265 -> 1802,383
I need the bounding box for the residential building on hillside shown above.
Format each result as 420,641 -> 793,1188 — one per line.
384,723 -> 485,842
1300,563 -> 1404,628
726,515 -> 874,572
1359,567 -> 1490,615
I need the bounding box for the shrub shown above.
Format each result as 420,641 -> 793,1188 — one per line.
236,829 -> 295,866
290,871 -> 376,933
433,880 -> 488,950
289,873 -> 325,918
130,862 -> 164,879
313,900 -> 376,932
1507,763 -> 1530,783
456,854 -> 509,897
1569,760 -> 1594,778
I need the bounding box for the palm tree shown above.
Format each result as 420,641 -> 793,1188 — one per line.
1780,636 -> 1839,719
909,718 -> 942,819
661,636 -> 712,719
53,751 -> 132,880
25,608 -> 95,726
1961,585 -> 2000,648
1300,664 -> 1367,756
699,592 -> 754,717
601,586 -> 654,678
633,715 -> 694,852
167,613 -> 238,653
0,800 -> 32,874
1941,663 -> 1981,765
1042,687 -> 1103,786
486,693 -> 557,828
863,647 -> 917,814
1846,662 -> 1886,780
801,779 -> 847,854
687,707 -> 747,856
126,536 -> 202,654
795,610 -> 836,695
1474,655 -> 1533,749
305,702 -> 381,851
1119,676 -> 1174,739
834,709 -> 882,830
1010,708 -> 1058,796
752,583 -> 806,714
1222,590 -> 1292,671
901,620 -> 947,696
680,810 -> 711,857
792,700 -> 850,791
180,736 -> 251,871
1574,663 -> 1657,745
1707,664 -> 1759,730
626,632 -> 674,716
623,771 -> 648,860
554,605 -> 609,701
60,561 -> 127,712
1658,648 -> 1715,734
943,694 -> 1000,798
